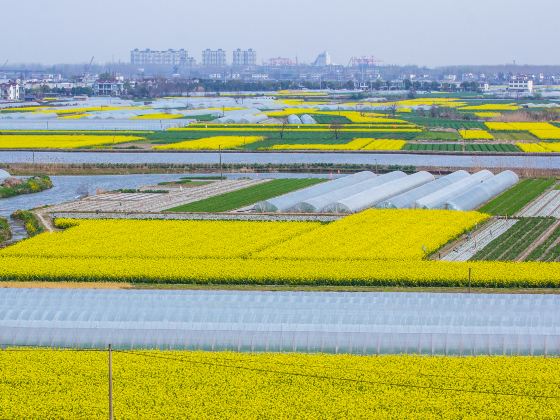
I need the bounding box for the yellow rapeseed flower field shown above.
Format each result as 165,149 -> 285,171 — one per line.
154,136 -> 265,150
256,210 -> 488,261
0,135 -> 144,149
458,129 -> 494,140
5,211 -> 559,287
460,104 -> 520,111
2,219 -> 320,259
485,122 -> 557,131
474,112 -> 501,118
271,139 -> 406,151
517,142 -> 560,152
0,351 -> 558,419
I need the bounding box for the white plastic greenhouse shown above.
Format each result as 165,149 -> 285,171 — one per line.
446,170 -> 519,211
377,170 -> 470,209
253,171 -> 376,212
1,289 -> 558,355
290,171 -> 404,213
323,171 -> 435,213
0,120 -> 190,131
287,114 -> 302,124
300,114 -> 317,124
0,169 -> 10,182
415,170 -> 494,209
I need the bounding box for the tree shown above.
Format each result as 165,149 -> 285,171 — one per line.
330,124 -> 343,140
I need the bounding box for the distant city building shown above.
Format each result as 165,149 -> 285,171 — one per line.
202,49 -> 227,67
312,51 -> 332,67
130,49 -> 188,66
508,77 -> 534,93
93,80 -> 124,96
232,49 -> 257,66
0,81 -> 24,100
268,57 -> 295,66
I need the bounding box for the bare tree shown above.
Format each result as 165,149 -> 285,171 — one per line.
330,124 -> 343,140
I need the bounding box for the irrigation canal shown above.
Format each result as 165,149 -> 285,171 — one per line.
1,151 -> 559,170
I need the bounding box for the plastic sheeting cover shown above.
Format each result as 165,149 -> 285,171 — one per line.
253,171 -> 376,212
377,170 -> 470,209
287,114 -> 302,124
323,171 -> 433,213
415,170 -> 494,209
1,289 -> 558,355
300,114 -> 317,124
446,170 -> 519,211
291,172 -> 402,213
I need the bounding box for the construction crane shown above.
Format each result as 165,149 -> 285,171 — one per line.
84,56 -> 94,74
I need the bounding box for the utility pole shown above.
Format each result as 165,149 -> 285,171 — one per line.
219,145 -> 223,180
108,344 -> 113,420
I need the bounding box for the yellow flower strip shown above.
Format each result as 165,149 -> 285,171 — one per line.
0,135 -> 144,149
517,142 -> 560,152
154,136 -> 265,150
458,129 -> 494,140
0,351 -> 559,418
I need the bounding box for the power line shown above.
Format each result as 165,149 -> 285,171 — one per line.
135,352 -> 560,387
2,344 -> 558,387
115,350 -> 560,400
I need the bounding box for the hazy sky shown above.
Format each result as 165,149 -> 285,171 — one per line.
5,0 -> 559,67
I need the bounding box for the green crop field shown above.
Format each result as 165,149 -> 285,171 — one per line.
147,130 -> 418,147
413,131 -> 461,141
472,217 -> 556,261
479,179 -> 556,216
312,114 -> 352,124
526,225 -> 560,262
402,117 -> 486,130
404,143 -> 519,153
465,143 -> 520,152
404,143 -> 462,152
168,178 -> 324,212
490,131 -> 538,141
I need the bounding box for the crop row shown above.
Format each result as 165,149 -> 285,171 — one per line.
526,225 -> 560,262
168,178 -> 324,212
401,117 -> 486,129
1,351 -> 558,419
404,143 -> 520,153
479,178 -> 556,216
472,217 -> 556,261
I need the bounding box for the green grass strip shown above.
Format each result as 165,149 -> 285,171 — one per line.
479,178 -> 555,216
168,178 -> 325,212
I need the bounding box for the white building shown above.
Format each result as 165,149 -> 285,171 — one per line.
232,49 -> 257,66
508,77 -> 534,94
93,80 -> 124,96
0,81 -> 24,100
130,49 -> 188,66
202,49 -> 227,67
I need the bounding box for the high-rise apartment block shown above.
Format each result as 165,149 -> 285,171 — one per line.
202,49 -> 227,66
232,49 -> 257,66
130,49 -> 188,66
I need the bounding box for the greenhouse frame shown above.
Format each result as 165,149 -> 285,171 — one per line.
323,171 -> 435,213
446,171 -> 519,211
415,170 -> 494,209
253,171 -> 376,212
1,289 -> 558,356
378,170 -> 470,209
